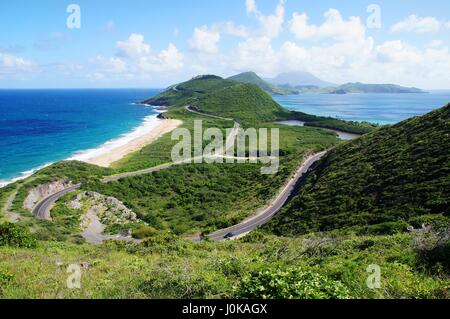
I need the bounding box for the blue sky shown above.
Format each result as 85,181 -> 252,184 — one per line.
1,0 -> 450,88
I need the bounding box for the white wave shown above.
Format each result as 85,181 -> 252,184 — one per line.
68,114 -> 160,162
0,162 -> 53,188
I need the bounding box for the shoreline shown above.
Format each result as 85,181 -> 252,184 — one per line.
83,116 -> 182,167
0,113 -> 182,188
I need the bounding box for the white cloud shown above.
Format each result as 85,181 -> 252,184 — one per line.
215,22 -> 249,38
232,36 -> 278,73
188,26 -> 221,54
246,0 -> 286,39
391,15 -> 441,33
87,34 -> 184,81
0,54 -> 33,73
117,33 -> 151,58
245,0 -> 256,15
139,43 -> 183,72
90,56 -> 127,74
375,41 -> 422,64
289,9 -> 366,41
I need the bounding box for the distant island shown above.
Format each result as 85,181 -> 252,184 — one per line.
227,71 -> 427,95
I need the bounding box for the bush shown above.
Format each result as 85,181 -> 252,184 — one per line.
412,218 -> 450,273
235,267 -> 352,299
0,223 -> 37,248
132,226 -> 158,239
364,221 -> 409,235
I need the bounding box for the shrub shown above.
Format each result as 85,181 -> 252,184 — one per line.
132,226 -> 158,239
235,267 -> 352,299
364,221 -> 409,235
411,218 -> 450,273
0,223 -> 37,248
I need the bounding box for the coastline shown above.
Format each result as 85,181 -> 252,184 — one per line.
82,116 -> 182,167
0,113 -> 182,188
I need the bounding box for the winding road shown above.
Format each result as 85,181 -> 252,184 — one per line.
29,106 -> 327,241
200,152 -> 325,241
32,184 -> 81,220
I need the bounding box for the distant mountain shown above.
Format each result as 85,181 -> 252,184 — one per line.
227,72 -> 297,95
266,104 -> 450,236
267,71 -> 336,88
331,82 -> 426,94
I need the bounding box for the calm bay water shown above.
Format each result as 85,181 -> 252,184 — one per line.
0,89 -> 160,183
273,91 -> 450,125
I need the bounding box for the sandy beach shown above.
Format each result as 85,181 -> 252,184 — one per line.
85,118 -> 182,167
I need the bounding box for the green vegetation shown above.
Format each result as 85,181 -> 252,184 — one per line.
227,72 -> 298,95
196,83 -> 288,124
0,223 -> 36,248
333,83 -> 426,94
0,230 -> 448,298
236,268 -> 351,299
267,104 -> 450,236
141,75 -> 236,107
285,111 -> 377,135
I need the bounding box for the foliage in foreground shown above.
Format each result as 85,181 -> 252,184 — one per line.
0,223 -> 36,248
235,268 -> 351,299
0,231 -> 448,299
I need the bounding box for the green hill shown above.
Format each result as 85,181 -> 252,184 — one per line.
267,104 -> 450,236
140,75 -> 237,106
227,72 -> 297,95
334,82 -> 426,94
196,83 -> 288,123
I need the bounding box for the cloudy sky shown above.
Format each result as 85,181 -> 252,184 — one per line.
1,0 -> 450,89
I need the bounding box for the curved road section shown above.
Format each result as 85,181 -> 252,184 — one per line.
204,152 -> 325,241
32,184 -> 81,220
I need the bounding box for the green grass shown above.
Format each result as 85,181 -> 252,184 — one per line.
0,229 -> 448,299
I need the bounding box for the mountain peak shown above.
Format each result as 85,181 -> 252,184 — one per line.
267,71 -> 336,88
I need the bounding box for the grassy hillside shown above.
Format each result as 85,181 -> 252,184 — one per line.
0,225 -> 448,298
228,72 -> 297,95
141,75 -> 237,106
267,104 -> 450,236
195,83 -> 289,124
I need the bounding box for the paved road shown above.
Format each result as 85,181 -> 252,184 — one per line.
185,105 -> 234,121
200,152 -> 326,241
32,184 -> 81,220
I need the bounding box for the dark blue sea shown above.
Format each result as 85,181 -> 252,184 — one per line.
0,89 -> 160,185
